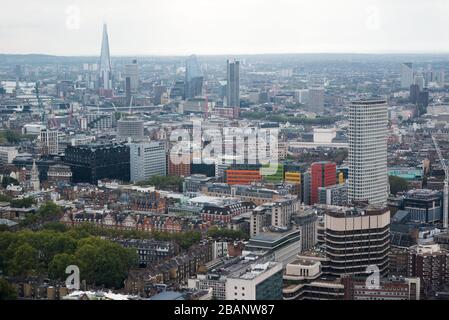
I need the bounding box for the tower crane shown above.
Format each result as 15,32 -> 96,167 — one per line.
432,135 -> 448,229
203,80 -> 209,120
35,81 -> 45,122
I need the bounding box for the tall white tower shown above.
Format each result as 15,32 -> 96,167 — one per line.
99,23 -> 112,90
348,99 -> 388,206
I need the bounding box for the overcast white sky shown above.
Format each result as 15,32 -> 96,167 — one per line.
1,0 -> 449,56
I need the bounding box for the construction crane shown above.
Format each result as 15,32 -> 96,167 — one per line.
432,135 -> 448,229
128,95 -> 134,115
203,80 -> 209,120
35,81 -> 45,122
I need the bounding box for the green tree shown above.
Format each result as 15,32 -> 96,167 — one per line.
1,177 -> 19,189
42,222 -> 68,233
389,176 -> 409,195
0,278 -> 17,300
10,197 -> 36,208
0,194 -> 11,202
8,243 -> 38,277
48,253 -> 78,281
136,175 -> 184,191
20,201 -> 63,227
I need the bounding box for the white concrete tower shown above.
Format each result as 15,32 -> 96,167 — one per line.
348,99 -> 388,206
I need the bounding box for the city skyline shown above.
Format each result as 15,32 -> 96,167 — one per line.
2,0 -> 449,56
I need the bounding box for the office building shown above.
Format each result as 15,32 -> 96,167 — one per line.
403,189 -> 443,224
321,205 -> 391,276
225,261 -> 283,300
185,55 -> 203,99
311,162 -> 337,205
301,171 -> 311,205
270,198 -> 299,229
130,141 -> 166,183
414,74 -> 425,91
39,129 -> 59,155
417,89 -> 429,116
350,277 -> 420,300
245,228 -> 301,265
348,99 -> 388,206
64,143 -> 130,184
117,116 -> 144,142
170,81 -> 185,100
283,259 -> 346,300
226,60 -> 240,108
318,183 -> 348,206
226,166 -> 262,185
401,63 -> 414,89
0,147 -> 18,164
307,87 -> 325,113
123,60 -> 139,92
46,164 -> 72,184
410,84 -> 420,104
168,152 -> 191,177
86,113 -> 116,130
408,244 -> 449,296
292,210 -> 318,252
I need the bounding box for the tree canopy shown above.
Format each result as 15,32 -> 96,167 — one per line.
0,278 -> 17,300
389,175 -> 410,195
207,226 -> 247,240
136,175 -> 184,191
0,229 -> 137,289
20,201 -> 63,227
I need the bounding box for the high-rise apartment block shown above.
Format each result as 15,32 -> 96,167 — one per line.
348,99 -> 388,206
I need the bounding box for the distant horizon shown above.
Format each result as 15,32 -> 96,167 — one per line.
4,51 -> 449,58
3,1 -> 449,57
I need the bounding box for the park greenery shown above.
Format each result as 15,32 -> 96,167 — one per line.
206,226 -> 248,240
0,229 -> 138,289
136,175 -> 184,191
41,222 -> 202,250
0,130 -> 33,144
10,197 -> 36,208
0,278 -> 17,300
240,111 -> 340,126
389,175 -> 410,195
20,201 -> 63,227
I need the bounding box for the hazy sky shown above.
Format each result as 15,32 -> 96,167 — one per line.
2,0 -> 449,56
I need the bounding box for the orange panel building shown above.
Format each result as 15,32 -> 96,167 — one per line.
226,169 -> 261,185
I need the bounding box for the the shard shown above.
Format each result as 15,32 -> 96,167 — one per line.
99,23 -> 112,90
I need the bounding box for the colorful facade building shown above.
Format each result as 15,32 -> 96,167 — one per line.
310,162 -> 337,205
